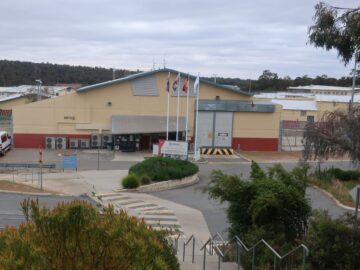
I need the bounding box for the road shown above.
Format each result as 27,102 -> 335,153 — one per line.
0,193 -> 94,229
154,161 -> 352,237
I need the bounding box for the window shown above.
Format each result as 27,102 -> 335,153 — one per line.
307,116 -> 315,123
300,110 -> 307,117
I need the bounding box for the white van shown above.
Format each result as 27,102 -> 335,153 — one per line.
0,131 -> 11,156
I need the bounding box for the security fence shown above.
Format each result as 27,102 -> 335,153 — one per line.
0,110 -> 13,135
279,121 -> 308,152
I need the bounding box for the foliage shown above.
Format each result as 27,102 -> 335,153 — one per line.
205,163 -> 311,241
0,59 -> 139,86
139,174 -> 152,185
308,2 -> 360,65
129,157 -> 198,182
303,107 -> 360,163
121,174 -> 140,189
327,167 -> 360,181
305,211 -> 360,270
0,200 -> 179,270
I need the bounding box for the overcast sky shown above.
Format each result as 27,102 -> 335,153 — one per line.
0,0 -> 358,79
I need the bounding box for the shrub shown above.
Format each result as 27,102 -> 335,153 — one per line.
0,199 -> 179,270
328,168 -> 360,181
122,174 -> 140,189
140,174 -> 152,185
129,157 -> 198,182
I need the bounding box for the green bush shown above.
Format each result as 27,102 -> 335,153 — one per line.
129,157 -> 198,182
316,167 -> 360,182
122,174 -> 140,189
140,174 -> 152,185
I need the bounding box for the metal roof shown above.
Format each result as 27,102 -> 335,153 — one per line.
198,100 -> 275,113
77,68 -> 252,96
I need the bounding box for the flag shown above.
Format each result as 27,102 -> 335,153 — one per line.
172,73 -> 180,92
194,74 -> 200,93
166,72 -> 170,92
182,74 -> 189,93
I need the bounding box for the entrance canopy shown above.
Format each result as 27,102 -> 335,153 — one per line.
111,115 -> 186,134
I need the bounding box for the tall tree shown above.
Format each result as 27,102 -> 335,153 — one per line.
308,2 -> 360,65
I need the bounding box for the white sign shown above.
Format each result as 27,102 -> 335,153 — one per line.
160,140 -> 188,157
152,144 -> 159,156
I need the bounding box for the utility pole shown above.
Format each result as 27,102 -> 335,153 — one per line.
112,68 -> 116,80
350,49 -> 358,113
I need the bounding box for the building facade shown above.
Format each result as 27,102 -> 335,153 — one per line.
12,69 -> 281,151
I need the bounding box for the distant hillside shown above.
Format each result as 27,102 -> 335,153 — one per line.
0,59 -> 354,91
0,60 -> 139,86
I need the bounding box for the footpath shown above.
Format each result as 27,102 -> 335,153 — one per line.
0,170 -> 211,243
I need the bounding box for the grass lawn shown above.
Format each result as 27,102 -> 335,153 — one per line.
0,180 -> 45,193
309,177 -> 358,207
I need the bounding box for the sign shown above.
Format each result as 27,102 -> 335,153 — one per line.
218,133 -> 228,137
159,140 -> 188,157
152,144 -> 159,156
63,155 -> 77,170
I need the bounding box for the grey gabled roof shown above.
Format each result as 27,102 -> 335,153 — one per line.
77,68 -> 253,96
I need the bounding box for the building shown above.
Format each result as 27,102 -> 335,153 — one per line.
287,85 -> 360,96
12,68 -> 281,151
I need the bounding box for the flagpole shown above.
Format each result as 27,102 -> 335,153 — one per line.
176,72 -> 180,141
185,73 -> 189,142
194,73 -> 200,161
166,73 -> 170,140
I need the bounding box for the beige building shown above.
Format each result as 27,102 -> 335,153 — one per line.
288,85 -> 360,96
12,69 -> 281,151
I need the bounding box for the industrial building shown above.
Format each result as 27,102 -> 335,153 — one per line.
287,85 -> 360,96
12,68 -> 281,151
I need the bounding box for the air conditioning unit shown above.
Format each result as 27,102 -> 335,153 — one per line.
91,133 -> 102,148
102,133 -> 112,147
56,137 -> 67,150
69,138 -> 79,149
45,137 -> 56,150
80,139 -> 90,149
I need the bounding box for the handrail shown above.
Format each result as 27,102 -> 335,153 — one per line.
183,234 -> 196,263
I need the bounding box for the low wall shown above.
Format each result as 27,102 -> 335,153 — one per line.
136,173 -> 199,193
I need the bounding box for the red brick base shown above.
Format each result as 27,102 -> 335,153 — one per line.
232,138 -> 278,151
13,133 -> 90,149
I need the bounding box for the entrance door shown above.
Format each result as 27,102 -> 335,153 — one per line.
214,112 -> 233,147
139,135 -> 150,150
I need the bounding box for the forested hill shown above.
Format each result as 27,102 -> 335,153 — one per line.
0,60 -> 354,91
0,60 -> 139,86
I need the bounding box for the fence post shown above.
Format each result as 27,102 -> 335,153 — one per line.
302,248 -> 306,270
203,245 -> 206,270
252,248 -> 255,270
183,242 -> 186,262
218,255 -> 221,270
192,237 -> 195,263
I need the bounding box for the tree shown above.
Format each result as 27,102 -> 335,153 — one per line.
305,211 -> 360,270
205,162 -> 311,242
308,2 -> 360,65
303,106 -> 360,163
0,200 -> 179,270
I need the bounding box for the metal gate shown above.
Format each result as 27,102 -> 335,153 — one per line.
214,112 -> 233,147
279,120 -> 307,151
0,110 -> 13,135
197,112 -> 214,147
197,111 -> 233,148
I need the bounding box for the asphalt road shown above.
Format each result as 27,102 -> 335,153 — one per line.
0,193 -> 94,229
154,161 -> 352,237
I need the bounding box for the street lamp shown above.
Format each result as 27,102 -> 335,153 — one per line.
35,79 -> 42,101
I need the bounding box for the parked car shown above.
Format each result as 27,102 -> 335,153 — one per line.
0,131 -> 11,156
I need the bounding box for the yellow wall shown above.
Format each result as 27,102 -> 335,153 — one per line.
13,71 -> 257,136
0,96 -> 32,110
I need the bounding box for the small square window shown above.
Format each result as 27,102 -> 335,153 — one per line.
300,110 -> 307,117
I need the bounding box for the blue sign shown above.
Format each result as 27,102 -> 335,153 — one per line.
63,155 -> 77,169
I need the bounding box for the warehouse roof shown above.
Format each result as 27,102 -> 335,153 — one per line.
271,100 -> 317,111
288,85 -> 360,92
255,92 -> 360,103
77,68 -> 253,96
0,94 -> 23,103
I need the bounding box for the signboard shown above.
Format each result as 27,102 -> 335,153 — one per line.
159,140 -> 188,158
152,144 -> 159,156
63,155 -> 77,170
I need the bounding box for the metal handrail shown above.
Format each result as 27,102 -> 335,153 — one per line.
183,234 -> 196,263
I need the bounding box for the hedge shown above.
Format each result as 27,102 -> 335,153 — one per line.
327,168 -> 360,181
129,157 -> 198,182
122,174 -> 140,189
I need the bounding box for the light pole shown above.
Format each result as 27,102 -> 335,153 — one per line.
36,79 -> 42,101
